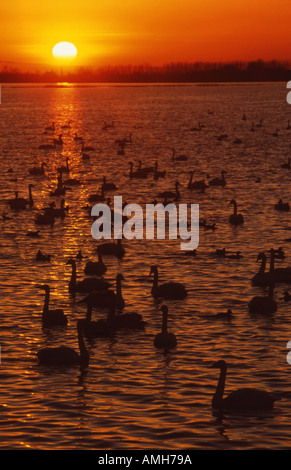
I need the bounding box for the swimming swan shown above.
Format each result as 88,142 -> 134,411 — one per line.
211,360 -> 278,410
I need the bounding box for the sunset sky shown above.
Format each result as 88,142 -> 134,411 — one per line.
1,0 -> 291,70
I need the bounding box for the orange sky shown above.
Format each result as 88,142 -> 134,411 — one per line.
0,0 -> 291,70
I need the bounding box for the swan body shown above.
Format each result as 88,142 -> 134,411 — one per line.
36,284 -> 67,327
157,181 -> 180,200
29,162 -> 47,176
37,319 -> 89,367
84,251 -> 107,276
281,158 -> 291,169
102,176 -> 117,191
171,148 -> 188,161
154,305 -> 177,348
36,250 -> 51,262
269,248 -> 291,283
83,303 -> 115,338
97,239 -> 125,258
129,162 -> 148,179
187,171 -> 207,191
274,199 -> 289,211
8,184 -> 34,209
150,266 -> 187,300
248,284 -> 277,314
211,360 -> 278,411
208,171 -> 227,187
229,199 -> 244,225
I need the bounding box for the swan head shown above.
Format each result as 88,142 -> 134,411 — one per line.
116,273 -> 125,282
66,258 -> 76,266
160,305 -> 168,315
150,266 -> 158,275
211,360 -> 227,370
229,199 -> 236,205
256,252 -> 265,262
35,284 -> 49,292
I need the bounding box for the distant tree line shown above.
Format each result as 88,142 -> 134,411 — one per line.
0,60 -> 290,83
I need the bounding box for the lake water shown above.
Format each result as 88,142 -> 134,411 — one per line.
0,82 -> 291,450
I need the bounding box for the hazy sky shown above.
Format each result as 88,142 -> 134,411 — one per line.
1,0 -> 290,70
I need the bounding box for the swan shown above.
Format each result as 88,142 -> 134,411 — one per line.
45,122 -> 55,132
211,309 -> 233,321
66,258 -> 111,294
171,148 -> 188,162
229,199 -> 244,225
35,211 -> 55,226
29,162 -> 47,176
154,305 -> 177,348
157,181 -> 181,201
150,266 -> 187,299
226,251 -> 243,259
129,161 -> 148,179
97,238 -> 125,259
208,171 -> 227,187
106,290 -> 145,330
36,250 -> 51,262
280,158 -> 291,169
217,134 -> 228,141
63,178 -> 81,186
36,284 -> 68,327
187,171 -> 207,191
81,142 -> 95,151
83,302 -> 115,338
57,157 -> 70,174
39,141 -> 56,150
74,133 -> 83,141
211,360 -> 278,410
53,134 -> 63,146
274,199 -> 289,211
8,184 -> 34,210
248,283 -> 277,314
88,187 -> 105,203
272,129 -> 279,137
190,122 -> 202,131
84,249 -> 107,276
37,319 -> 89,367
153,161 -> 166,180
269,248 -> 291,283
251,252 -> 273,286
138,160 -> 155,175
81,274 -> 125,310
102,176 -> 117,191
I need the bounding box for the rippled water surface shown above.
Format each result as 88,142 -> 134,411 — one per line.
1,82 -> 291,450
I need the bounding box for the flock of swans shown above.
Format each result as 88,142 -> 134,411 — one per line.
3,112 -> 291,414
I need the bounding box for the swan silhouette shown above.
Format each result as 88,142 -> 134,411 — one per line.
274,199 -> 289,211
29,162 -> 47,176
129,161 -> 148,179
208,171 -> 227,187
281,158 -> 291,169
248,283 -> 277,314
211,360 -> 278,410
97,238 -> 125,259
66,258 -> 111,294
150,266 -> 187,299
251,252 -> 272,286
84,249 -> 107,276
187,171 -> 207,191
229,199 -> 244,225
83,302 -> 115,338
8,184 -> 34,210
37,319 -> 89,367
154,305 -> 177,348
157,181 -> 181,201
36,284 -> 67,327
269,248 -> 291,283
153,161 -> 166,180
171,148 -> 188,161
102,176 -> 117,191
81,274 -> 125,310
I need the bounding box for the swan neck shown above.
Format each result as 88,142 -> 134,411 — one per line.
232,201 -> 237,215
43,289 -> 50,315
213,365 -> 226,407
86,304 -> 93,322
162,311 -> 168,334
259,255 -> 266,274
78,327 -> 89,366
69,262 -> 77,292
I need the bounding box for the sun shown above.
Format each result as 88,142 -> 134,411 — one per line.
52,42 -> 77,59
